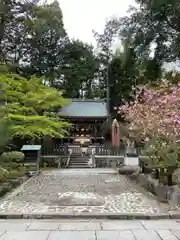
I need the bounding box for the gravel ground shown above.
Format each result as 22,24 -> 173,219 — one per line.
0,169 -> 173,214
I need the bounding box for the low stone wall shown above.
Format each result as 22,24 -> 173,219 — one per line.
95,156 -> 124,168
0,175 -> 30,198
130,173 -> 180,206
95,155 -> 140,169
41,156 -> 66,168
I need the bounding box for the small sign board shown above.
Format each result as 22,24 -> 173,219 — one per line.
21,145 -> 41,172
21,145 -> 41,151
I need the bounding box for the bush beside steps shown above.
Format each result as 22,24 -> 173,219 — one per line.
0,174 -> 29,198
0,151 -> 35,198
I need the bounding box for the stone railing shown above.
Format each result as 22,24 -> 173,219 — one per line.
68,145 -> 81,155
94,155 -> 124,168
65,149 -> 72,168
90,147 -> 96,168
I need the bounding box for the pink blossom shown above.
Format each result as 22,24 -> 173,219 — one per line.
119,82 -> 180,143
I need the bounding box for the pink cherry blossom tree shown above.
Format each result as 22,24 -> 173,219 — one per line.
119,81 -> 180,184
119,81 -> 180,143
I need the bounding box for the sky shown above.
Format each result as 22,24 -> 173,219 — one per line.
44,0 -> 178,71
56,0 -> 137,45
45,0 -> 178,71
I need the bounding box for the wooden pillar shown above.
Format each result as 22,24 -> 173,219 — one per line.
93,123 -> 95,140
100,122 -> 102,135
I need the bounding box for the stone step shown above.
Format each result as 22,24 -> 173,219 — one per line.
70,153 -> 83,156
70,158 -> 88,161
69,162 -> 89,165
70,157 -> 89,160
68,153 -> 90,168
68,165 -> 91,168
69,159 -> 89,162
69,163 -> 89,165
70,159 -> 89,162
71,154 -> 87,157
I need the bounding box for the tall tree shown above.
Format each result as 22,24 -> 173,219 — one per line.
94,18 -> 139,116
0,0 -> 98,99
25,0 -> 67,78
109,41 -> 137,118
0,74 -> 70,139
0,0 -> 68,78
57,39 -> 98,98
117,0 -> 180,81
0,0 -> 19,47
93,19 -> 120,98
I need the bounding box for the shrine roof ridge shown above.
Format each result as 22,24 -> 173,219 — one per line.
59,98 -> 108,118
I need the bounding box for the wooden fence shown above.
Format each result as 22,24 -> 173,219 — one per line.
41,143 -> 126,156
41,144 -> 66,156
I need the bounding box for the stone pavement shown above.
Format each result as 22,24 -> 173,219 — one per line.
0,169 -> 178,217
0,219 -> 180,239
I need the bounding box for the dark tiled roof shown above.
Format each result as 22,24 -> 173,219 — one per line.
60,99 -> 108,118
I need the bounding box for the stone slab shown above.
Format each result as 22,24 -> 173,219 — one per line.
96,230 -> 135,240
0,220 -> 32,224
171,230 -> 180,239
141,220 -> 180,230
58,222 -> 101,231
0,222 -> 31,232
0,233 -> 5,238
156,230 -> 178,240
101,220 -> 143,230
132,229 -> 162,240
27,222 -> 59,231
0,231 -> 50,240
48,231 -> 96,240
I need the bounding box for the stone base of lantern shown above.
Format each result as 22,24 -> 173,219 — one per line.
119,166 -> 140,175
124,155 -> 139,166
126,153 -> 138,157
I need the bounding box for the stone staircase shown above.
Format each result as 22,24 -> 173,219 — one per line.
68,153 -> 91,168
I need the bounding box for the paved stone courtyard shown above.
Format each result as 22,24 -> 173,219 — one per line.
0,219 -> 180,239
0,169 -> 173,215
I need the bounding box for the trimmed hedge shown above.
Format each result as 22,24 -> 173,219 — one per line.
0,166 -> 9,183
0,175 -> 28,198
1,151 -> 24,163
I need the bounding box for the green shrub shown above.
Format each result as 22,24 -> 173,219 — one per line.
0,166 -> 9,183
8,162 -> 19,170
0,183 -> 12,197
0,172 -> 5,183
1,151 -> 24,163
42,158 -> 58,168
7,170 -> 25,179
1,162 -> 19,171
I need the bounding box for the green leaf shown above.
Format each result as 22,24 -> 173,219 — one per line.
0,74 -> 71,139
